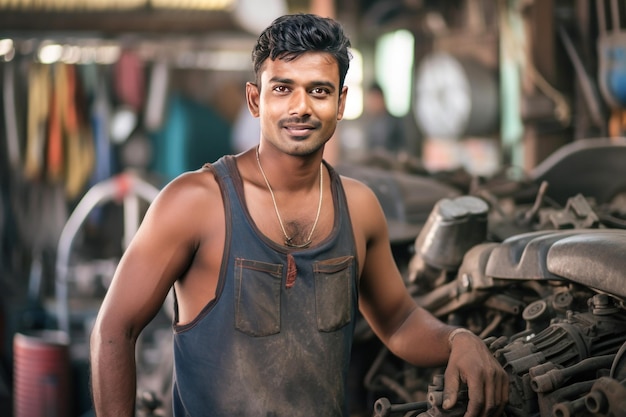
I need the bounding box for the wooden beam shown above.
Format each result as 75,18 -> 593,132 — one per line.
0,10 -> 238,35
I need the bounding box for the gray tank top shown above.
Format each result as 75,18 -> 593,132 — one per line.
172,155 -> 359,417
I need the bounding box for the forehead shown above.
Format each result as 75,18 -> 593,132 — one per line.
259,52 -> 340,85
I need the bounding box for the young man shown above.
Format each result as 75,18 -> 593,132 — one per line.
90,13 -> 508,417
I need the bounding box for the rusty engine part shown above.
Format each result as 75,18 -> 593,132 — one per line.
368,188 -> 626,417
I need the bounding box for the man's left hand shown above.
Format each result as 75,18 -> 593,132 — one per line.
442,331 -> 509,417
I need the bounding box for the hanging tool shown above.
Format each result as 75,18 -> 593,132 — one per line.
597,0 -> 626,109
558,25 -> 606,135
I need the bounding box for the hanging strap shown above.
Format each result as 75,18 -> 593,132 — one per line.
2,60 -> 20,172
114,50 -> 145,111
47,63 -> 66,182
144,60 -> 170,131
64,63 -> 95,199
24,63 -> 50,180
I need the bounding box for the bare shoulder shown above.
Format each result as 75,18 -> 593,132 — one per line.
339,175 -> 379,204
339,175 -> 387,243
152,167 -> 221,212
340,175 -> 384,217
160,166 -> 219,198
139,167 -> 224,241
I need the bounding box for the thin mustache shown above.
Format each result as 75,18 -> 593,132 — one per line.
279,117 -> 321,129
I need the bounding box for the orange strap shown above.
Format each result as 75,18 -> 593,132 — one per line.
47,63 -> 67,182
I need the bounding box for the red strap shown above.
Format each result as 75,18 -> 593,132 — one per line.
286,253 -> 297,289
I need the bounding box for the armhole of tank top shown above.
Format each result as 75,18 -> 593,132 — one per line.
174,159 -> 233,331
331,166 -> 361,285
207,159 -> 232,301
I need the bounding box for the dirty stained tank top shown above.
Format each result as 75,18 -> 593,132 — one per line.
172,155 -> 359,417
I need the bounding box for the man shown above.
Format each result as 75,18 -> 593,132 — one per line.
363,82 -> 407,155
90,13 -> 508,417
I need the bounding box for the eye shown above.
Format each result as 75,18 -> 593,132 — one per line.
273,85 -> 290,94
311,87 -> 330,96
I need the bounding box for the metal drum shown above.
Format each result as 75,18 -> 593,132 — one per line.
13,330 -> 71,417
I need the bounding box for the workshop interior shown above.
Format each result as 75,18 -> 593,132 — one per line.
2,0 -> 626,416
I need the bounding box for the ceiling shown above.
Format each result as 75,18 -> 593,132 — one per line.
0,0 -> 399,36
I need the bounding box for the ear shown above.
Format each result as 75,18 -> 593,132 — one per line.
336,85 -> 348,121
246,82 -> 260,117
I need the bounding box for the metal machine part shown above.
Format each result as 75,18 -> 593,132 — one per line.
370,185 -> 626,417
55,171 -> 161,337
52,171 -> 173,416
413,195 -> 489,271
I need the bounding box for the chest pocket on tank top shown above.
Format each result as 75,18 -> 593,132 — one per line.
314,256 -> 355,332
234,258 -> 283,337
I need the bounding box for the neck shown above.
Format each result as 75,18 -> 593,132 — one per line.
255,146 -> 324,191
255,145 -> 324,248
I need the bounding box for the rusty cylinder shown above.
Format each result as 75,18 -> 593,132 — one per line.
13,330 -> 71,417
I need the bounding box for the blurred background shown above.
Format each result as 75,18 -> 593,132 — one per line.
1,0 -> 626,416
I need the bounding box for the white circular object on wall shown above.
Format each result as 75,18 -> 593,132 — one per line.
232,0 -> 288,35
414,51 -> 498,140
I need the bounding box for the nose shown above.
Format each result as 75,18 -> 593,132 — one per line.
288,88 -> 312,116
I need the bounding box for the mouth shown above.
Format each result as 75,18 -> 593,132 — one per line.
284,124 -> 315,137
280,119 -> 321,138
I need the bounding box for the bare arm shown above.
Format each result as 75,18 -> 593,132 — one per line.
90,171 -> 215,416
350,181 -> 452,365
346,179 -> 508,417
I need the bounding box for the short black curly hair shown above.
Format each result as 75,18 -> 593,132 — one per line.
251,13 -> 352,89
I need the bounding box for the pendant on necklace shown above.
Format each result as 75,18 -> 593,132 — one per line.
255,146 -> 323,252
284,237 -> 312,249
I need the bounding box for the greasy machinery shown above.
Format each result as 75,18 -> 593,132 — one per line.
368,139 -> 626,417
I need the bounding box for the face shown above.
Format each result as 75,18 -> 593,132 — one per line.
246,52 -> 347,157
366,89 -> 386,115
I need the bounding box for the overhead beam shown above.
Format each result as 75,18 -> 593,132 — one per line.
0,10 -> 239,35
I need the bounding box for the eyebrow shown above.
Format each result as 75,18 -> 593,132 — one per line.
269,77 -> 337,91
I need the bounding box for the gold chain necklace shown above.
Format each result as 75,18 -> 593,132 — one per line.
255,146 -> 323,248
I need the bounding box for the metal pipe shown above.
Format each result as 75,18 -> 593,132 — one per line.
531,355 -> 615,392
55,172 -> 159,338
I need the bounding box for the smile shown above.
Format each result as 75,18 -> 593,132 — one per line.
281,119 -> 320,136
284,125 -> 315,135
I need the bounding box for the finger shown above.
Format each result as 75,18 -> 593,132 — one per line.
481,366 -> 508,417
495,369 -> 510,416
442,367 -> 460,410
462,375 -> 485,417
482,369 -> 499,417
